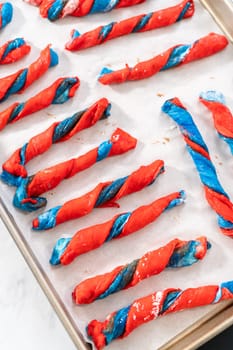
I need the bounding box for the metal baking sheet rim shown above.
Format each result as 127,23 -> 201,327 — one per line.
1,1 -> 233,350
199,0 -> 233,43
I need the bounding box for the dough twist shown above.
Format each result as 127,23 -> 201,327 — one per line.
0,45 -> 58,102
1,98 -> 110,186
0,76 -> 80,131
66,0 -> 194,51
50,190 -> 185,265
39,0 -> 145,21
87,280 -> 233,349
0,38 -> 30,64
200,91 -> 233,154
32,160 -> 164,230
73,236 -> 210,304
162,97 -> 233,236
98,33 -> 228,85
13,128 -> 137,211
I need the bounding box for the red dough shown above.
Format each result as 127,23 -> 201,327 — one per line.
32,160 -> 164,230
0,38 -> 30,64
39,0 -> 145,19
0,45 -> 58,102
73,236 -> 209,304
87,281 -> 233,349
66,0 -> 194,51
2,98 -> 109,180
0,76 -> 80,131
58,191 -> 185,265
98,33 -> 228,85
28,128 -> 136,197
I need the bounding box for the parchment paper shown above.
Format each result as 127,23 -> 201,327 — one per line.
1,1 -> 233,349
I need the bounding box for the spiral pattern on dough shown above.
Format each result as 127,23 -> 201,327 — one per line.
1,98 -> 110,186
0,38 -> 30,64
39,0 -> 145,21
0,76 -> 80,132
98,33 -> 228,85
66,0 -> 194,51
73,236 -> 210,304
87,280 -> 233,349
13,128 -> 137,211
50,190 -> 185,266
32,160 -> 164,230
200,91 -> 233,155
162,97 -> 233,236
0,45 -> 58,102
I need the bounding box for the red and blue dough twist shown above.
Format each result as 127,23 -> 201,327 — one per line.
199,91 -> 233,155
0,2 -> 13,30
32,160 -> 165,230
98,33 -> 228,85
1,98 -> 111,186
50,190 -> 185,266
38,0 -> 146,21
0,45 -> 58,102
66,0 -> 194,51
0,76 -> 80,131
73,236 -> 210,304
87,280 -> 233,349
0,38 -> 30,64
13,128 -> 137,212
162,98 -> 233,237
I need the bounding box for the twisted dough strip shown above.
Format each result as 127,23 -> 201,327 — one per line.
13,128 -> 137,211
0,38 -> 30,64
0,76 -> 80,131
66,0 -> 194,51
32,160 -> 164,230
98,33 -> 228,85
0,45 -> 58,102
73,236 -> 210,304
50,190 -> 185,266
37,0 -> 145,21
200,91 -> 233,154
0,2 -> 13,29
162,97 -> 233,237
87,280 -> 233,349
1,98 -> 110,186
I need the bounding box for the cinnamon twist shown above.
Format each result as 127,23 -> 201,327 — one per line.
0,38 -> 30,64
66,0 -> 194,51
0,2 -> 13,29
1,98 -> 110,186
32,160 -> 164,230
98,33 -> 228,85
13,128 -> 137,211
87,280 -> 233,349
162,97 -> 233,237
200,91 -> 233,154
73,236 -> 210,304
0,45 -> 58,102
38,0 -> 145,21
50,190 -> 185,266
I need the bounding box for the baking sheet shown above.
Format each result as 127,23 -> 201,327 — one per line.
1,1 -> 233,349
200,0 -> 233,43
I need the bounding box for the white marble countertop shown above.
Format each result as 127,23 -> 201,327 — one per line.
0,218 -> 77,350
